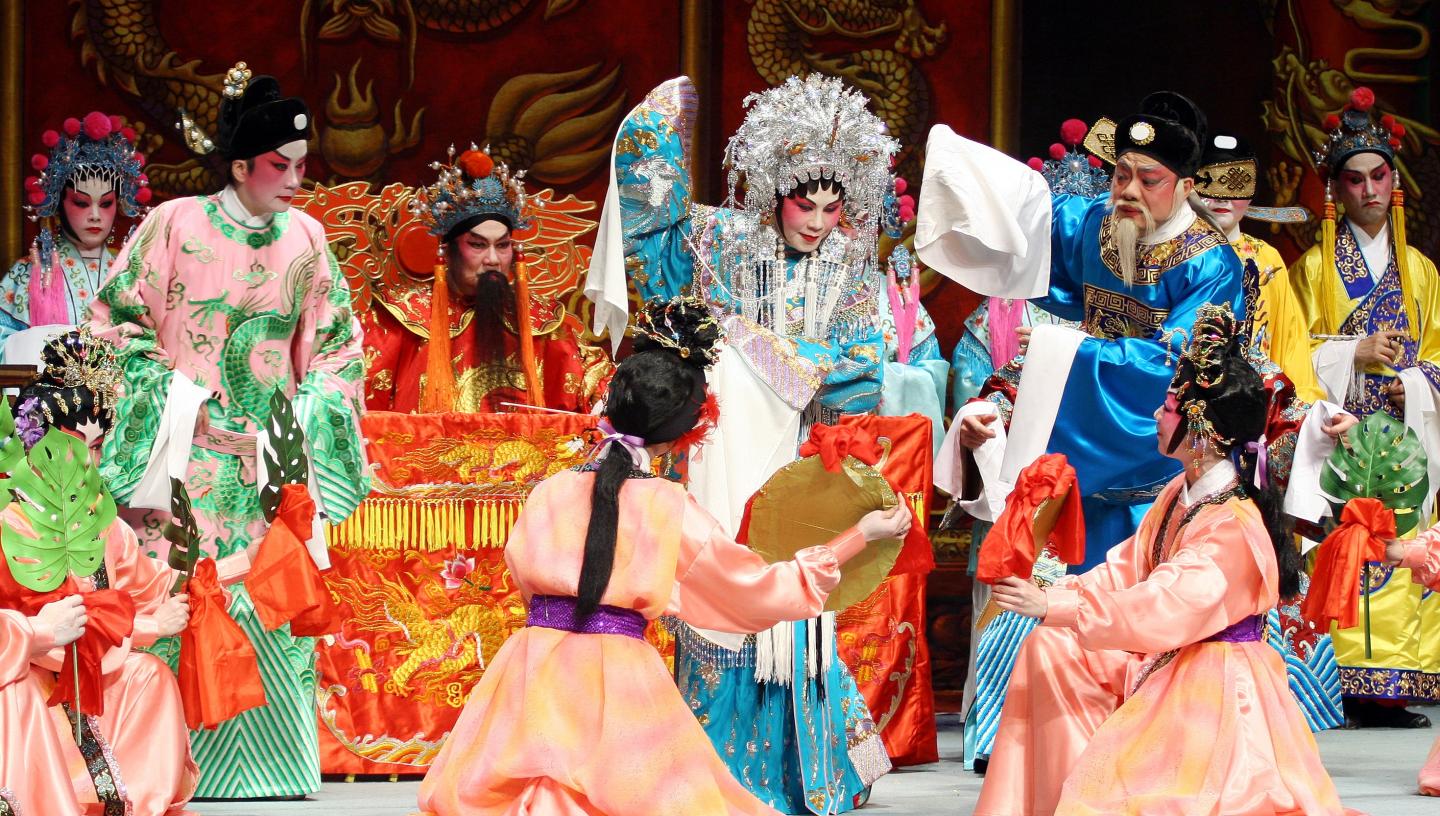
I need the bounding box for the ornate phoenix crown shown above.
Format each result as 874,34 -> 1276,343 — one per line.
23,111 -> 150,221
1315,87 -> 1403,175
1028,118 -> 1110,198
411,144 -> 535,239
723,74 -> 899,230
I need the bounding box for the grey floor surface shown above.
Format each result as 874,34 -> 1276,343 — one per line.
191,710 -> 1438,814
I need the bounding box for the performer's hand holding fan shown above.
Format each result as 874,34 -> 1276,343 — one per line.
743,424 -> 909,612
974,453 -> 1085,631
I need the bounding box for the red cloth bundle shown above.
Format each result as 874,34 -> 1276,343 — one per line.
247,484 -> 338,636
976,453 -> 1085,585
1301,497 -> 1392,633
179,558 -> 266,730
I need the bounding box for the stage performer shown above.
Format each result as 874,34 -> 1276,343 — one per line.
1387,525 -> 1440,794
584,75 -> 933,811
87,62 -> 369,799
587,74 -> 931,810
0,111 -> 150,353
975,305 -> 1352,816
0,330 -> 199,815
930,92 -> 1246,569
416,297 -> 912,816
364,146 -> 612,413
1290,87 -> 1440,729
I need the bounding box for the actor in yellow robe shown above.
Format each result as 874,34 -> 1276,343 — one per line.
1289,87 -> 1440,726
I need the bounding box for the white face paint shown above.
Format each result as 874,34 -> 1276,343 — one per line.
63,176 -> 119,254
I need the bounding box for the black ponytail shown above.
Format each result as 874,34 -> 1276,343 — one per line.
574,299 -> 720,618
1198,353 -> 1303,600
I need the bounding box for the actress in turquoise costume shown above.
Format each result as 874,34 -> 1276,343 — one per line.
0,111 -> 150,351
590,74 -> 912,813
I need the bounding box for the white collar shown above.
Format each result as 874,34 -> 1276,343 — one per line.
219,185 -> 275,229
1347,219 -> 1391,283
1140,202 -> 1197,246
1180,458 -> 1238,507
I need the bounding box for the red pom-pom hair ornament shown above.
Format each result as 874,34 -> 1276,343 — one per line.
1048,143 -> 1067,160
63,118 -> 81,137
30,154 -> 47,171
1392,123 -> 1406,139
24,176 -> 40,192
1059,118 -> 1088,147
893,177 -> 908,195
1349,87 -> 1375,111
1389,137 -> 1402,150
120,127 -> 137,143
82,111 -> 112,141
27,191 -> 45,207
108,114 -> 124,133
1380,114 -> 1396,130
457,149 -> 494,180
1324,114 -> 1341,131
135,187 -> 153,204
1026,157 -> 1045,172
133,152 -> 146,168
1087,156 -> 1103,168
41,130 -> 60,148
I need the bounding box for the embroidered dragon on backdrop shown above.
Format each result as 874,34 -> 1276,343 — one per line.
1261,0 -> 1439,257
67,0 -> 624,193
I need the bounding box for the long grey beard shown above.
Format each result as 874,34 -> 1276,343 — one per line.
1114,216 -> 1143,288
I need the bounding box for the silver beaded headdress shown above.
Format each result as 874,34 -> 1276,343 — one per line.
723,74 -> 898,242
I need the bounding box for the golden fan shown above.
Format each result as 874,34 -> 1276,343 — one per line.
974,488 -> 1071,633
746,454 -> 902,612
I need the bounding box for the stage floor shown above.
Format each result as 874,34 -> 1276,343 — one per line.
192,710 -> 1438,814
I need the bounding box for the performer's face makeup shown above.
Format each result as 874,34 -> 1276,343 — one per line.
232,141 -> 308,214
1155,391 -> 1184,456
1336,152 -> 1392,231
779,186 -> 844,253
450,220 -> 514,298
1199,197 -> 1250,234
62,177 -> 118,253
1110,154 -> 1190,226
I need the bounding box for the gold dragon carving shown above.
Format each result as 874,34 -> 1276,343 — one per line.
1262,0 -> 1438,255
746,0 -> 947,180
69,0 -> 622,195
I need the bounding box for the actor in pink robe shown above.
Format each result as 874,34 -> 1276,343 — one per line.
0,508 -> 206,815
1394,526 -> 1440,796
417,468 -> 878,816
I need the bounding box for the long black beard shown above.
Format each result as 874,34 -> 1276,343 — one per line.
473,269 -> 518,368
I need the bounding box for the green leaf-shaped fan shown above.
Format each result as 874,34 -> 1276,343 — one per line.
1319,412 -> 1430,535
260,389 -> 310,523
2,429 -> 116,592
0,398 -> 24,514
165,476 -> 201,590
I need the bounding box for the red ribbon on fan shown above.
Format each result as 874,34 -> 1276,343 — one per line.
247,484 -> 338,637
22,580 -> 135,716
976,453 -> 1085,585
179,558 -> 266,730
1301,497 -> 1392,634
799,423 -> 883,471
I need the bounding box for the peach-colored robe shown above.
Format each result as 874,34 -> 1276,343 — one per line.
976,475 -> 1351,816
417,468 -> 867,816
1399,527 -> 1440,796
0,507 -> 199,815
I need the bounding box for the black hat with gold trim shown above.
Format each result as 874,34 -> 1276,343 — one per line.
1113,91 -> 1207,178
1196,133 -> 1257,200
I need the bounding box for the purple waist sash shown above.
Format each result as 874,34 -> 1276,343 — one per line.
1204,614 -> 1263,644
526,594 -> 648,639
